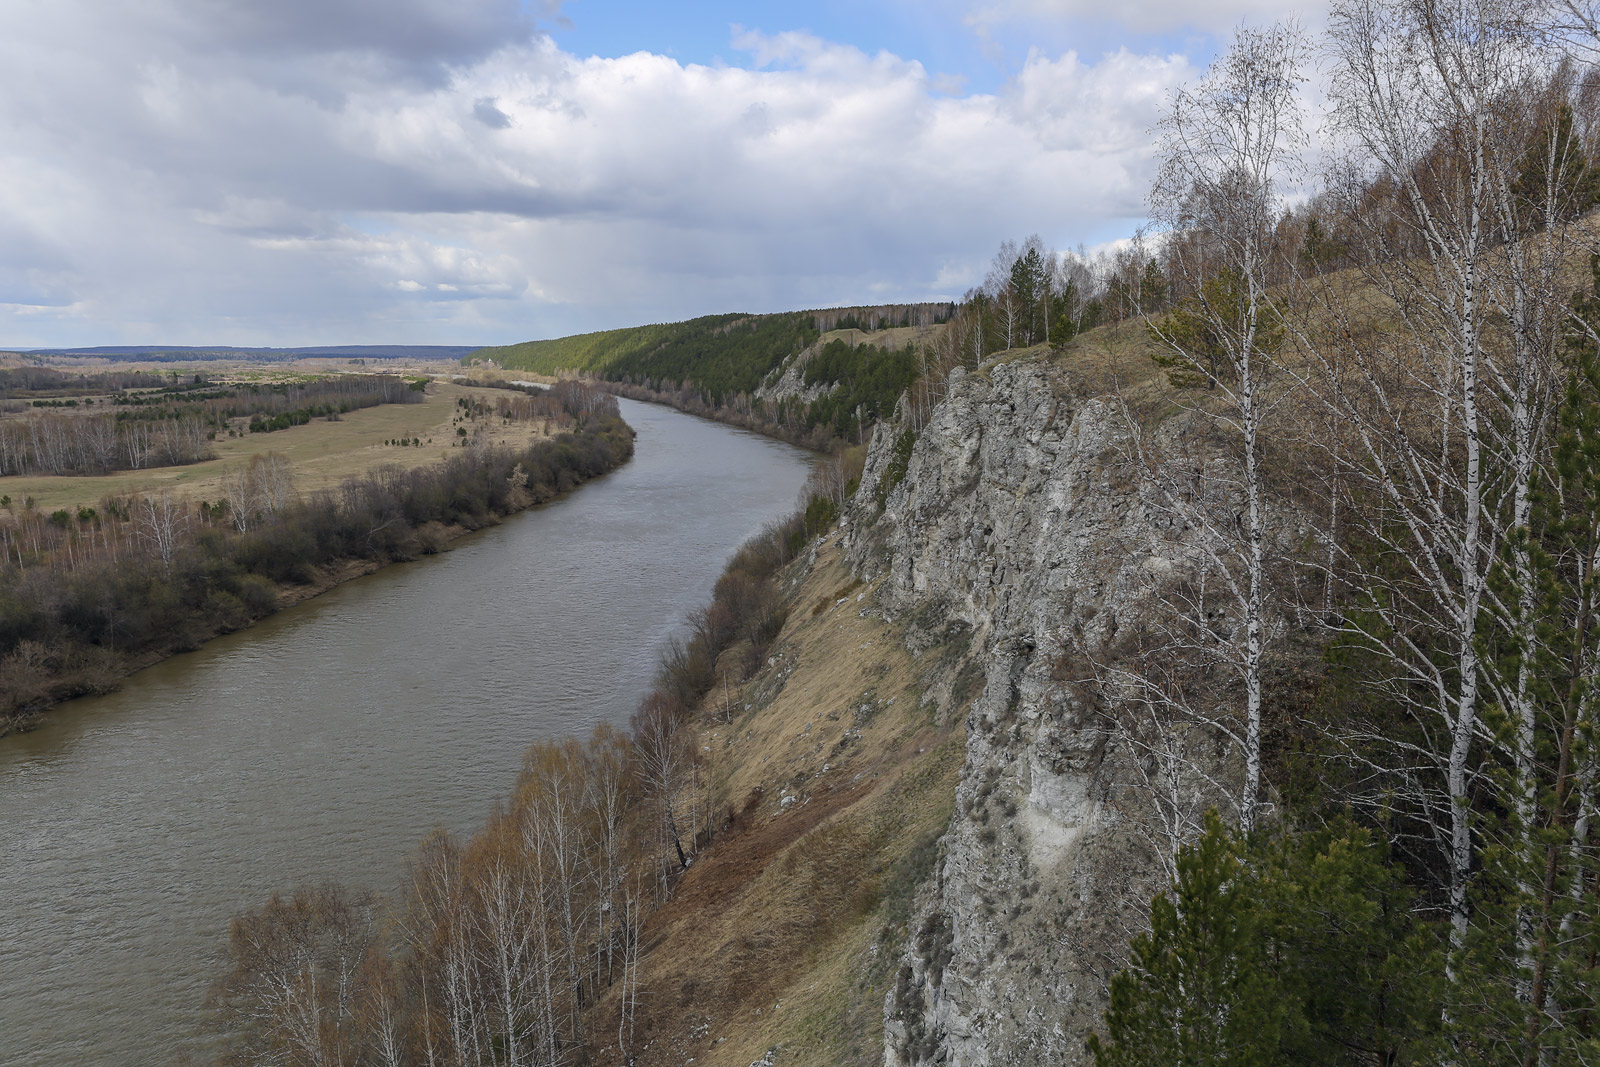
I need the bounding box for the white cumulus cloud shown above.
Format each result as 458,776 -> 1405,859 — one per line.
966,0 -> 1310,37
0,2 -> 1199,346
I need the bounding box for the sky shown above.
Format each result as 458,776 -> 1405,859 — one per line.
0,0 -> 1306,348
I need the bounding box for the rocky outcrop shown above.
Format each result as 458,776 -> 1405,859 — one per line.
842,359 -> 1220,1067
756,346 -> 833,407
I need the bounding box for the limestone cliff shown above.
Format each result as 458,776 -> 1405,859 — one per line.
617,351 -> 1233,1067
843,358 -> 1214,1067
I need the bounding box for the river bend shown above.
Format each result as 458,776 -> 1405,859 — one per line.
0,399 -> 814,1066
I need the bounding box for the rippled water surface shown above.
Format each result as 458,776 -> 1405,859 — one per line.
0,400 -> 814,1066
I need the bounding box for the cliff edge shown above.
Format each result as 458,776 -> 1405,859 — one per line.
846,357 -> 1219,1067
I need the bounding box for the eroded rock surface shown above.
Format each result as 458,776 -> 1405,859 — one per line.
843,360 -> 1217,1067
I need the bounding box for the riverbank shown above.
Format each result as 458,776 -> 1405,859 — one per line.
0,393 -> 635,738
0,395 -> 815,1067
600,379 -> 841,452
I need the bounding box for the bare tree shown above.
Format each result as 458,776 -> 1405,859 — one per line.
123,421 -> 155,471
615,878 -> 643,1066
136,493 -> 189,575
519,744 -> 591,1054
252,453 -> 296,518
985,239 -> 1022,350
1313,0 -> 1557,954
806,451 -> 854,510
1086,606 -> 1250,883
631,695 -> 696,886
221,465 -> 258,533
80,415 -> 119,473
210,884 -> 385,1067
1140,20 -> 1309,834
467,825 -> 545,1067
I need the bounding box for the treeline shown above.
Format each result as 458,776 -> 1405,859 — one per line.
812,302 -> 954,331
916,234 -> 1170,388
470,318 -> 734,377
602,337 -> 920,450
202,461 -> 854,1066
0,411 -> 215,475
128,374 -> 423,428
599,314 -> 819,404
450,380 -> 614,435
0,385 -> 631,734
476,307 -> 948,451
475,304 -> 951,386
794,337 -> 919,440
0,374 -> 422,476
0,365 -> 178,398
1067,6 -> 1600,1065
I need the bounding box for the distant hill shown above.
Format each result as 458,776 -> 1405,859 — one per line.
472,303 -> 952,402
7,344 -> 484,362
471,304 -> 955,449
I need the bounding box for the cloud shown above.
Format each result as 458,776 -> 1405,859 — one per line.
183,0 -> 567,85
0,5 -> 1199,346
966,0 -> 1309,36
473,97 -> 514,129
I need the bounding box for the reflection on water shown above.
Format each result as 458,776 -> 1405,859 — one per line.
0,399 -> 814,1066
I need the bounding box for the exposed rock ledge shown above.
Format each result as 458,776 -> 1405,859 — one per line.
843,359 -> 1222,1067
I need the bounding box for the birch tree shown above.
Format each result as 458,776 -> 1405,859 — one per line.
136,493 -> 188,575
1311,0 -> 1557,956
222,465 -> 258,533
631,695 -> 695,886
211,885 -> 386,1067
1139,21 -> 1309,834
253,453 -> 296,518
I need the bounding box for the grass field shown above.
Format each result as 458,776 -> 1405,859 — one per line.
816,324 -> 939,351
0,379 -> 553,513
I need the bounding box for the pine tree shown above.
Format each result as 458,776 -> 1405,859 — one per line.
1088,813 -> 1291,1067
1090,813 -> 1437,1067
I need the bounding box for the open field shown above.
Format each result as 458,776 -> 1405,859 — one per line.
0,375 -> 554,513
816,324 -> 942,351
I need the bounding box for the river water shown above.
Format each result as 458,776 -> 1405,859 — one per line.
0,399 -> 814,1066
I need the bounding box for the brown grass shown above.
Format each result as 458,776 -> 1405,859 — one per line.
593,541 -> 964,1067
0,380 -> 551,512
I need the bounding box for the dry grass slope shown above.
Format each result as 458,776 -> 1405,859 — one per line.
598,541 -> 964,1067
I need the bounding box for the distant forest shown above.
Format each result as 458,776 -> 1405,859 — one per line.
5,345 -> 483,363
475,304 -> 952,449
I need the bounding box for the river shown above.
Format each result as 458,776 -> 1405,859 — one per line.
0,399 -> 815,1066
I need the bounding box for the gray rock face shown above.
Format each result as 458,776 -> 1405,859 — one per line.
842,359 -> 1217,1067
756,349 -> 833,407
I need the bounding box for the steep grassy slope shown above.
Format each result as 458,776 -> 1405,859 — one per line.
591,539 -> 969,1067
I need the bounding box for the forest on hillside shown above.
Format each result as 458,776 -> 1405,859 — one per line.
477,305 -> 953,450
